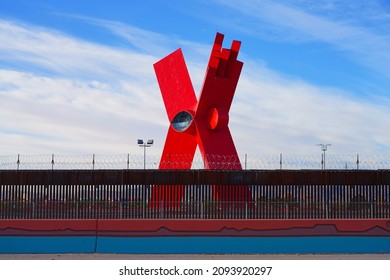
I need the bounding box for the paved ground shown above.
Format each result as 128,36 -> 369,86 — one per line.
1,254 -> 390,260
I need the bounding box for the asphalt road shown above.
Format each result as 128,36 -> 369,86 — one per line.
1,253 -> 390,260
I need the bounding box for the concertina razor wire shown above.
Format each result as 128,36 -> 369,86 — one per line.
1,153 -> 390,170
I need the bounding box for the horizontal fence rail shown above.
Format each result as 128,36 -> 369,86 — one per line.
2,154 -> 390,170
0,169 -> 389,219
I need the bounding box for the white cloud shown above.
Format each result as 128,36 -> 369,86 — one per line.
0,20 -> 156,82
1,18 -> 390,162
0,69 -> 166,154
212,0 -> 390,78
231,62 -> 390,155
0,20 -> 167,155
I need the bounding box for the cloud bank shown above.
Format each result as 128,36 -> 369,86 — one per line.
1,18 -> 390,158
212,0 -> 390,80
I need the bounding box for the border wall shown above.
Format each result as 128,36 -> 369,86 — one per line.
1,169 -> 389,219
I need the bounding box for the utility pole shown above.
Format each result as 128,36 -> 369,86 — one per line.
317,144 -> 331,170
138,139 -> 154,169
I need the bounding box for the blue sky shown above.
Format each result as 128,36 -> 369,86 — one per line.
1,0 -> 390,158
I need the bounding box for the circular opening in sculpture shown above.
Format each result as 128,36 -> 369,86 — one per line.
207,107 -> 229,131
171,111 -> 194,132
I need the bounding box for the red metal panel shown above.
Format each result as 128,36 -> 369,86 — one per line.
0,219 -> 97,236
196,48 -> 243,116
153,48 -> 198,122
1,218 -> 389,237
153,32 -> 248,206
196,122 -> 241,170
159,126 -> 197,170
96,219 -> 390,237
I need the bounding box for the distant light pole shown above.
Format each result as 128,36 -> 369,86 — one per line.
317,144 -> 331,170
138,139 -> 154,169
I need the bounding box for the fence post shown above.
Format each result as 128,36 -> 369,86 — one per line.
280,153 -> 283,170
51,154 -> 54,171
142,199 -> 146,219
160,200 -> 164,219
356,154 -> 359,170
32,201 -> 36,218
325,202 -> 328,219
17,154 -> 20,170
285,202 -> 289,219
92,154 -> 95,170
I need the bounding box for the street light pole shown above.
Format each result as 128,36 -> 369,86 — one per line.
317,144 -> 331,170
138,139 -> 154,169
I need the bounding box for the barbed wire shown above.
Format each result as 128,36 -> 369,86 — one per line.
1,153 -> 390,170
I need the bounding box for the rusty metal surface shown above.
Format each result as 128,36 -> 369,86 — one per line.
2,169 -> 390,185
1,170 -> 389,220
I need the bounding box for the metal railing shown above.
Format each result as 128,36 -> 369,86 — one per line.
1,201 -> 388,220
1,169 -> 389,220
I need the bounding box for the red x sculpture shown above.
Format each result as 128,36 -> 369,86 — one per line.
151,33 -> 251,207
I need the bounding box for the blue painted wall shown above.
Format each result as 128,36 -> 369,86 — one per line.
0,237 -> 96,254
1,236 -> 390,254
